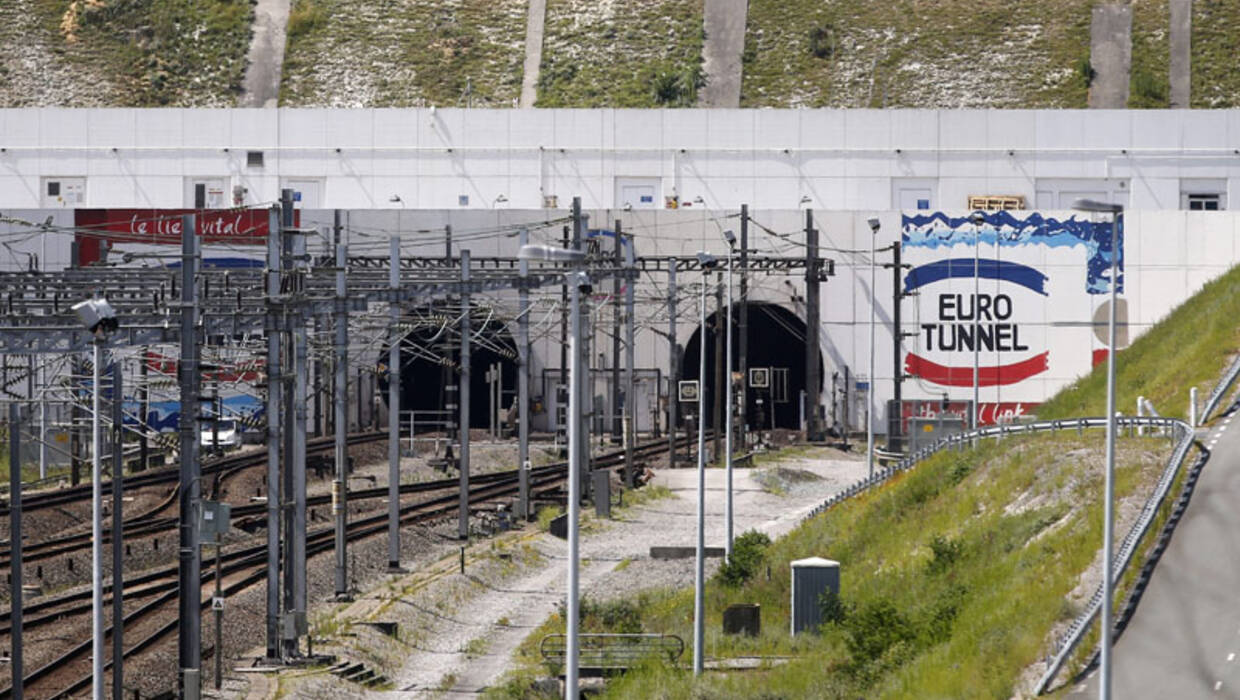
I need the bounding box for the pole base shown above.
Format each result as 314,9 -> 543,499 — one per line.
387,563 -> 408,574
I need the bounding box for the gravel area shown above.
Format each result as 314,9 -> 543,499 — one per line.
262,444 -> 868,698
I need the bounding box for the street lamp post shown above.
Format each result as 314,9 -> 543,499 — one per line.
1072,197 -> 1124,700
721,230 -> 736,561
694,251 -> 718,676
866,218 -> 880,478
71,298 -> 118,700
517,244 -> 587,700
969,211 -> 987,438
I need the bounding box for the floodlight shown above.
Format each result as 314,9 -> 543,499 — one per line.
72,298 -> 118,336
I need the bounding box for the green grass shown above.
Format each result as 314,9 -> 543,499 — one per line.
1192,0 -> 1240,107
1038,263 -> 1240,421
31,0 -> 252,106
741,0 -> 1091,108
1129,0 -> 1170,108
536,0 -> 704,107
281,0 -> 526,106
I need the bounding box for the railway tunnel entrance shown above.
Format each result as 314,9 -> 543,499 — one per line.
681,301 -> 822,431
379,305 -> 519,432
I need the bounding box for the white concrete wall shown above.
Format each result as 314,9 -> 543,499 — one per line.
3,108 -> 1240,211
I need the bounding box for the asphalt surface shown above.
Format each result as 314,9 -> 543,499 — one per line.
1069,403 -> 1240,698
519,0 -> 546,108
1088,3 -> 1132,109
698,0 -> 747,108
1170,0 -> 1192,108
239,0 -> 290,108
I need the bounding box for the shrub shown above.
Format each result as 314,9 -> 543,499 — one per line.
1075,57 -> 1095,90
927,534 -> 963,575
717,530 -> 771,587
808,25 -> 835,59
844,598 -> 916,665
651,66 -> 704,107
819,588 -> 847,626
288,0 -> 329,40
1130,68 -> 1169,108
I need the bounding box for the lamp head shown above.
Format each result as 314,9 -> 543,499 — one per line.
721,229 -> 736,247
72,298 -> 118,336
969,210 -> 987,225
1072,198 -> 1123,214
696,251 -> 719,270
866,217 -> 881,233
572,270 -> 592,294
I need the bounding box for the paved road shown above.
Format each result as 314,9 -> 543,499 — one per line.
698,0 -> 747,108
1069,404 -> 1240,698
1170,0 -> 1192,108
519,0 -> 546,108
1089,3 -> 1131,109
239,0 -> 291,108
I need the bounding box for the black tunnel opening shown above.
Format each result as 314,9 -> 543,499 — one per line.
379,306 -> 519,430
682,301 -> 823,431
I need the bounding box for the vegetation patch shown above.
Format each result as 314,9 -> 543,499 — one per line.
741,0 -> 1092,107
1128,0 -> 1170,108
1192,0 -> 1240,107
23,0 -> 252,106
281,0 -> 527,106
1037,262 -> 1240,421
537,0 -> 704,107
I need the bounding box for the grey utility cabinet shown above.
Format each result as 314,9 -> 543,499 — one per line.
790,557 -> 840,635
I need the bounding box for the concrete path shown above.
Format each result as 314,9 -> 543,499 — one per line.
519,0 -> 547,108
1088,3 -> 1132,109
1068,403 -> 1240,697
1169,0 -> 1192,108
698,0 -> 748,108
239,0 -> 291,108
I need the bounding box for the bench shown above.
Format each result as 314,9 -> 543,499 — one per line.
539,633 -> 684,676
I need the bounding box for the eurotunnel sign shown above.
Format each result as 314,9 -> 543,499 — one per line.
900,211 -> 1120,424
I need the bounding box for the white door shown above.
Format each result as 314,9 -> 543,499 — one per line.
185,177 -> 228,208
282,179 -> 324,209
615,177 -> 660,209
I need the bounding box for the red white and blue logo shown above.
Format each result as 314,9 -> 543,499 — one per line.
901,211 -> 1120,390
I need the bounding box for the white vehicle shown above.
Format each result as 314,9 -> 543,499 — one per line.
200,419 -> 242,452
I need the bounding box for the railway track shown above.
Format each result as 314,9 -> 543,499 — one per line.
0,434 -> 694,699
0,431 -> 387,518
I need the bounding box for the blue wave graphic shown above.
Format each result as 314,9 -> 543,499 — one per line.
124,395 -> 264,432
902,211 -> 1121,295
904,258 -> 1049,296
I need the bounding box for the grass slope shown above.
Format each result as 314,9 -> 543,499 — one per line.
741,0 -> 1091,108
1191,0 -> 1240,107
536,0 -> 704,107
1128,0 -> 1170,108
1038,262 -> 1240,421
21,0 -> 252,106
281,0 -> 526,107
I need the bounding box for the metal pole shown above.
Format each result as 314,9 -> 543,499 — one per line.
668,261 -> 679,466
559,226 -> 570,448
622,223 -> 636,488
738,204 -> 749,450
213,545 -> 222,690
518,230 -> 531,520
868,222 -> 876,478
38,360 -> 47,480
177,213 -> 202,699
565,269 -> 583,700
334,242 -> 349,598
111,357 -> 124,700
974,220 -> 980,436
889,243 -> 904,453
388,237 -> 402,570
139,351 -> 149,472
459,250 -> 472,540
713,278 -> 723,462
1101,211 -> 1121,700
612,229 -> 622,441
263,206 -> 282,661
9,402 -> 23,699
805,209 -> 821,441
291,231 -> 308,647
92,338 -> 104,700
725,249 -> 734,561
693,269 -> 707,676
280,195 -> 297,658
